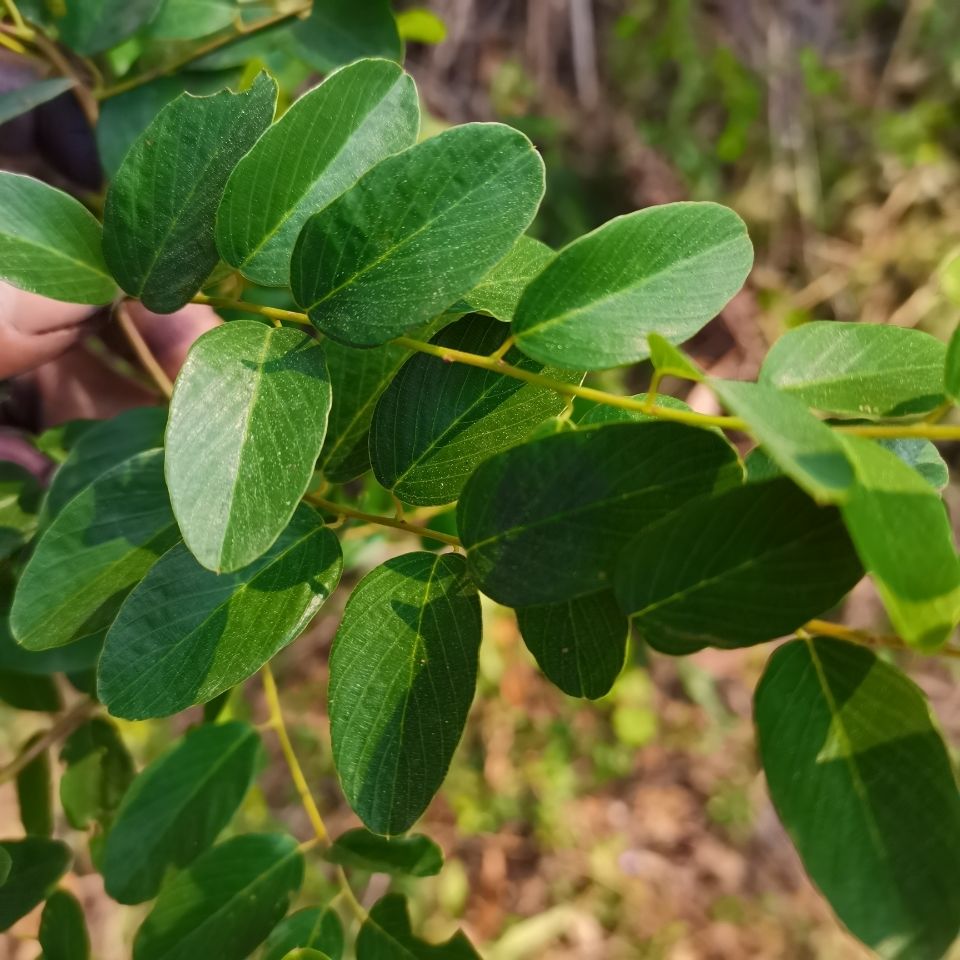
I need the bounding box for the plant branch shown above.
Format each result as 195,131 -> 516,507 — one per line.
803,618 -> 960,659
306,493 -> 461,547
116,302 -> 174,399
27,31 -> 98,125
0,699 -> 97,785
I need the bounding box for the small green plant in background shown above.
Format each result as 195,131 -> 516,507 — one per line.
2,1 -> 960,958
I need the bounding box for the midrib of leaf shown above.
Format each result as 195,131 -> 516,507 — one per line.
0,232 -> 112,285
775,365 -> 944,394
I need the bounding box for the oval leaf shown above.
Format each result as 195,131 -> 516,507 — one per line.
39,889 -> 90,960
165,322 -> 332,573
326,828 -> 443,877
103,73 -> 277,312
262,907 -> 344,960
292,122 -> 545,346
16,735 -> 53,837
615,477 -> 864,654
512,202 -> 753,370
756,637 -> 960,960
217,59 -> 419,286
99,509 -> 342,718
0,172 -> 115,304
0,837 -> 71,931
330,552 -> 481,835
458,421 -> 741,607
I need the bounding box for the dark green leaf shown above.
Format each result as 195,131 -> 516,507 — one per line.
878,439 -> 948,491
293,0 -> 401,72
39,889 -> 90,960
0,837 -> 71,930
356,894 -> 480,959
0,172 -> 116,304
0,461 -> 41,559
577,394 -> 693,427
760,321 -> 946,419
56,0 -> 162,54
99,509 -> 341,718
11,449 -> 178,651
516,590 -> 628,698
512,202 -> 752,370
203,689 -> 232,723
327,828 -> 443,877
712,379 -> 854,503
839,435 -> 960,649
217,59 -> 419,287
262,907 -> 344,960
102,721 -> 262,904
0,77 -> 75,126
0,847 -> 10,885
458,421 -> 741,607
133,834 -> 304,960
370,314 -> 581,505
0,671 -> 61,711
165,322 -> 332,572
16,734 -> 53,837
330,552 -> 481,835
149,0 -> 235,39
292,123 -> 545,347
756,637 -> 960,960
615,477 -> 863,654
103,73 -> 277,312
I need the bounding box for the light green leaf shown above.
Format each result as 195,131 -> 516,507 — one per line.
330,552 -> 481,835
712,378 -> 854,503
512,202 -> 753,370
839,435 -> 960,649
0,77 -> 74,126
133,834 -> 304,960
370,314 -> 581,505
102,722 -> 262,904
282,951 -> 332,960
356,894 -> 481,959
262,908 -> 344,960
458,421 -> 741,607
293,0 -> 401,72
615,477 -> 863,654
0,172 -> 115,304
760,321 -> 946,418
453,235 -> 554,321
165,322 -> 332,573
103,73 -> 277,312
149,0 -> 235,39
516,590 -> 628,699
16,734 -> 53,837
648,333 -> 704,382
56,0 -> 162,55
11,449 -> 178,651
577,393 -> 693,427
396,9 -> 447,45
945,322 -> 960,405
326,829 -> 443,877
0,838 -> 71,931
39,889 -> 90,960
99,509 -> 341,718
756,637 -> 960,960
878,439 -> 948,491
0,462 -> 41,560
217,59 -> 419,287
292,123 -> 545,347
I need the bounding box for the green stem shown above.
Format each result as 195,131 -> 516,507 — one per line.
0,699 -> 97,785
307,493 -> 461,547
803,618 -> 960,659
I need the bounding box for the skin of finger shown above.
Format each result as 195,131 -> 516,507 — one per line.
126,301 -> 221,378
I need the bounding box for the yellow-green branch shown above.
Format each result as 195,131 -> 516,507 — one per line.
307,493 -> 461,547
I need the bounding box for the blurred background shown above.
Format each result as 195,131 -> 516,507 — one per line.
3,1 -> 960,957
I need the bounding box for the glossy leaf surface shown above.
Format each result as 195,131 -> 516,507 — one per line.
326,828 -> 443,877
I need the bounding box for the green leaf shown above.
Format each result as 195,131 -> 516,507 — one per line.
165,322 -> 332,573
878,439 -> 948,491
133,834 -> 304,960
282,951 -> 332,960
261,907 -> 344,960
945,322 -> 960,405
0,837 -> 71,931
760,321 -> 946,419
838,435 -> 960,649
516,591 -> 628,699
11,449 -> 178,651
41,407 -> 167,525
326,828 -> 443,877
39,889 -> 90,960
712,379 -> 854,503
0,670 -> 61,711
217,59 -> 419,287
96,71 -> 242,177
647,333 -> 704,382
0,461 -> 41,560
615,477 -> 863,654
577,394 -> 693,427
102,721 -> 262,904
453,236 -> 554,321
356,894 -> 481,959
458,421 -> 741,607
0,847 -> 10,885
16,735 -> 53,837
99,509 -> 341,718
293,0 -> 401,72
0,172 -> 116,305
395,9 -> 447,45
103,73 -> 277,312
330,552 -> 481,835
149,0 -> 235,39
32,419 -> 97,464
56,0 -> 162,55
755,637 -> 960,960
512,202 -> 753,370
59,717 -> 134,832
0,77 -> 75,126
292,123 -> 545,347
370,314 -> 581,505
